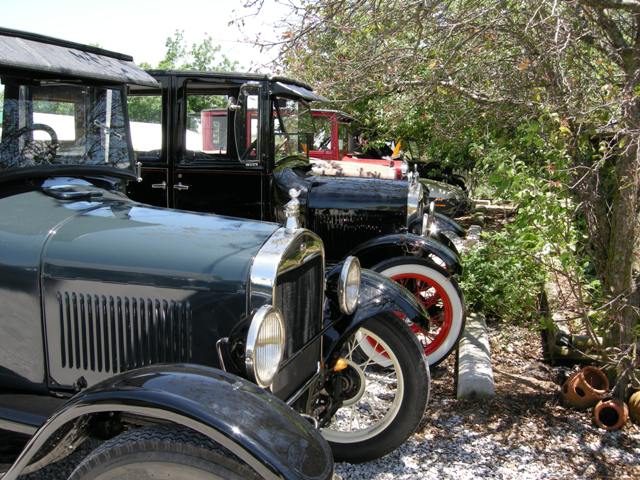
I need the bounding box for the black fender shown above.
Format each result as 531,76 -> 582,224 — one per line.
433,212 -> 465,237
347,232 -> 462,275
3,365 -> 333,480
323,268 -> 429,365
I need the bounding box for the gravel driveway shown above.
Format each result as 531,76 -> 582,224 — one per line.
336,325 -> 640,480
2,325 -> 638,479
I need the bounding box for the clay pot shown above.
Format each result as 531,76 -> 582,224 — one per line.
561,366 -> 609,409
594,398 -> 629,430
629,391 -> 640,424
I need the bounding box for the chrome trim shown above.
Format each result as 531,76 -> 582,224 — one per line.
422,201 -> 436,237
135,161 -> 142,182
337,256 -> 361,315
0,418 -> 37,435
248,226 -> 325,390
249,227 -> 325,310
299,413 -> 319,429
216,337 -> 228,372
284,188 -> 302,232
245,305 -> 286,388
407,176 -> 424,226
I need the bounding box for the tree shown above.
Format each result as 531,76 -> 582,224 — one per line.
246,0 -> 640,394
128,31 -> 238,123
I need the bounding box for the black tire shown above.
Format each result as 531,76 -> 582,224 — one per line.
323,313 -> 430,463
68,425 -> 260,480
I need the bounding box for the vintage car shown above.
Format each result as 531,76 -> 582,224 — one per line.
127,71 -> 466,367
308,109 -> 472,218
0,28 -> 432,476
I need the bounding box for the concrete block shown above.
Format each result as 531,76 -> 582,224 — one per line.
457,313 -> 495,399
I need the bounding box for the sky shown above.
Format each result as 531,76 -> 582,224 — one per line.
0,0 -> 289,70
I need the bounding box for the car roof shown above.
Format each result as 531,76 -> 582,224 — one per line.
144,69 -> 328,102
312,109 -> 355,122
0,27 -> 159,87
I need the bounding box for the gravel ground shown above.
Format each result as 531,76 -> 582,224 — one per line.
3,325 -> 638,479
336,324 -> 640,480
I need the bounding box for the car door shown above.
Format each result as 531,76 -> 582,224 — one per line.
126,76 -> 172,207
171,77 -> 266,220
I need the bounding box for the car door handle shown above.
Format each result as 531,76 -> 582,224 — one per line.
174,182 -> 190,191
151,181 -> 167,190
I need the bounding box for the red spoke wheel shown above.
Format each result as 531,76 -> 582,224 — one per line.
372,257 -> 465,366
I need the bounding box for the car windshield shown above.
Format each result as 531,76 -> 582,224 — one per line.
0,77 -> 132,171
272,97 -> 313,162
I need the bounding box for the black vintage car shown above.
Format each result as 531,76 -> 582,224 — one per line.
0,28 -> 432,476
128,71 -> 466,366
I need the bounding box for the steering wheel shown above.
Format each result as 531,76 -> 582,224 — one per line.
15,124 -> 59,165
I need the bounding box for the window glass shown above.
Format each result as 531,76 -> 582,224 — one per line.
234,89 -> 259,162
183,92 -> 229,163
312,116 -> 333,151
128,92 -> 163,160
272,97 -> 313,162
338,122 -> 349,152
0,80 -> 131,170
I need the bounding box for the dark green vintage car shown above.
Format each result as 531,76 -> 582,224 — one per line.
0,28 -> 431,478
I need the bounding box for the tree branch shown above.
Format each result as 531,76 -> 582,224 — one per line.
579,0 -> 640,12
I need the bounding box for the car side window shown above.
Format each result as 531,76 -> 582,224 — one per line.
128,90 -> 164,162
182,90 -> 230,164
313,116 -> 333,151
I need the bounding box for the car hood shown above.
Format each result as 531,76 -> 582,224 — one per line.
306,175 -> 408,212
421,179 -> 465,201
11,185 -> 278,291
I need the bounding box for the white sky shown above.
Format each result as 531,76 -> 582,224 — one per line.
0,0 -> 289,70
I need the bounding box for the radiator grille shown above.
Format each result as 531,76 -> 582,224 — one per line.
56,292 -> 192,374
310,208 -> 405,260
274,255 -> 324,358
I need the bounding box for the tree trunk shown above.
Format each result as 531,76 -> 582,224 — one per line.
604,87 -> 640,397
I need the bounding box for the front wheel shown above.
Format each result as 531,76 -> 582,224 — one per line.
373,257 -> 465,366
68,425 -> 260,480
322,313 -> 430,463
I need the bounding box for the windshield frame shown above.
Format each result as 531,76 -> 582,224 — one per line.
270,94 -> 314,165
0,76 -> 136,180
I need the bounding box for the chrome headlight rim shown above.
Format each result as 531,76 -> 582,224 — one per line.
338,256 -> 361,315
245,304 -> 286,388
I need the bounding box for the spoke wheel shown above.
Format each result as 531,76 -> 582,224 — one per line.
372,257 -> 465,366
322,314 -> 430,463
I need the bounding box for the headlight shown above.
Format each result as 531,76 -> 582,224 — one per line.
338,256 -> 361,315
406,181 -> 424,226
245,305 -> 285,388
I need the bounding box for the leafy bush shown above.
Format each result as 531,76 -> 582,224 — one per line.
461,231 -> 546,324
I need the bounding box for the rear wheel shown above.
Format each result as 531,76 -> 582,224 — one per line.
322,314 -> 430,463
68,425 -> 259,480
373,257 -> 465,366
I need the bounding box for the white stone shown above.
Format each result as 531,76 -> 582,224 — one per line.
456,313 -> 495,399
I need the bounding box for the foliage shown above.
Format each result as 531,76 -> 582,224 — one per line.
128,31 -> 238,123
249,0 -> 640,394
461,232 -> 546,325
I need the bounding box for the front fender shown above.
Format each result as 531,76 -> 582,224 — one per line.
433,212 -> 466,237
323,268 -> 429,364
347,232 -> 462,275
4,365 -> 333,480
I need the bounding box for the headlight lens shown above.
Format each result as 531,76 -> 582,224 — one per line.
245,305 -> 285,388
338,256 -> 361,315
